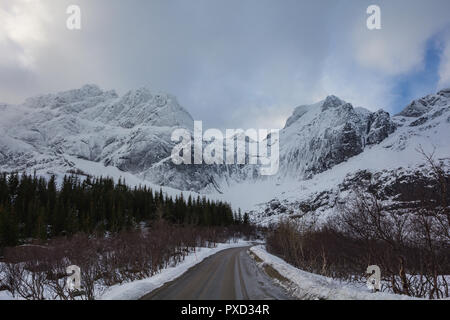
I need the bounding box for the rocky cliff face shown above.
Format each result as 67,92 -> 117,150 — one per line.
0,85 -> 194,183
247,89 -> 450,225
397,88 -> 450,118
278,95 -> 396,179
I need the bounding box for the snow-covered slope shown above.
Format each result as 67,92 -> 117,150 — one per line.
243,89 -> 450,225
0,84 -> 257,192
0,85 -> 193,184
250,245 -> 419,300
278,95 -> 396,179
0,85 -> 449,223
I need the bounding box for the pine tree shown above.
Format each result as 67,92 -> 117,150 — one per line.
243,212 -> 250,225
0,206 -> 19,247
0,171 -> 238,247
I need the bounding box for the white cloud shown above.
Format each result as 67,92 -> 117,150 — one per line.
438,35 -> 450,89
0,0 -> 450,126
0,0 -> 51,69
350,0 -> 450,76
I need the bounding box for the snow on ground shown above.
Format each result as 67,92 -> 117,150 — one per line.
0,289 -> 15,300
98,240 -> 252,300
249,245 -> 419,300
0,240 -> 252,300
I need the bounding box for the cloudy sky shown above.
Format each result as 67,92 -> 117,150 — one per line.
1,0 -> 450,129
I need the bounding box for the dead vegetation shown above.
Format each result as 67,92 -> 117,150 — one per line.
267,150 -> 449,299
0,223 -> 258,300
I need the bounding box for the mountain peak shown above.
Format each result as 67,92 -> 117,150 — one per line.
120,87 -> 154,107
438,88 -> 450,98
22,84 -> 111,109
321,95 -> 345,111
284,95 -> 348,128
79,84 -> 103,94
397,88 -> 450,118
54,84 -> 105,100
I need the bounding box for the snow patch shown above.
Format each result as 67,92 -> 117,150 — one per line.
250,245 -> 419,300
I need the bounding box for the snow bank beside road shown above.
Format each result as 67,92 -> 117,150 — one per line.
0,290 -> 15,300
250,245 -> 418,300
99,240 -> 252,300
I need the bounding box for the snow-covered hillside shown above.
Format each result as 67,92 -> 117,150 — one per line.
242,89 -> 450,225
278,95 -> 396,179
0,85 -> 449,224
0,85 -> 257,192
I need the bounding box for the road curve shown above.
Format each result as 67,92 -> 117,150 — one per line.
141,246 -> 292,300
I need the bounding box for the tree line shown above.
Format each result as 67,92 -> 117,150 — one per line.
0,173 -> 242,248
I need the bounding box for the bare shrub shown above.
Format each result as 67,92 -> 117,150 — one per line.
267,150 -> 449,299
1,223 -> 258,300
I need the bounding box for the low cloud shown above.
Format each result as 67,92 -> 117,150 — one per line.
1,0 -> 450,128
438,32 -> 450,89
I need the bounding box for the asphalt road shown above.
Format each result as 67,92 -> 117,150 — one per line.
141,246 -> 292,300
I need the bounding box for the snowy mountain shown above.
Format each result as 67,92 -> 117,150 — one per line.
0,84 -> 257,192
243,89 -> 450,225
0,85 -> 193,182
0,85 -> 449,224
277,95 -> 396,180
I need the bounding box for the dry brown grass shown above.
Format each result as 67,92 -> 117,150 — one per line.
263,264 -> 289,283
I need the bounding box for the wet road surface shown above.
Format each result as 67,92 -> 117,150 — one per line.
141,246 -> 291,300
